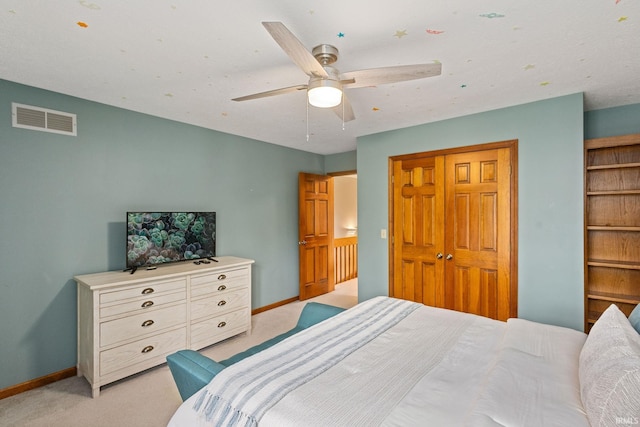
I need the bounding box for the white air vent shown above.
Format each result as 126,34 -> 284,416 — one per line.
12,103 -> 77,136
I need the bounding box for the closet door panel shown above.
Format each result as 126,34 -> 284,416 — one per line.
445,148 -> 512,320
391,157 -> 445,306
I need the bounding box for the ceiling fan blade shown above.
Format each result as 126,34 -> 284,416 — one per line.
232,84 -> 308,102
332,94 -> 355,122
340,63 -> 442,89
262,22 -> 328,79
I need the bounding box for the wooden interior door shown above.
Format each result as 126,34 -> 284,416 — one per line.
298,172 -> 335,300
391,156 -> 445,307
444,148 -> 515,320
389,141 -> 517,321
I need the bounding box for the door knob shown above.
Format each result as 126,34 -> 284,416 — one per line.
298,240 -> 307,245
436,252 -> 443,259
446,254 -> 453,260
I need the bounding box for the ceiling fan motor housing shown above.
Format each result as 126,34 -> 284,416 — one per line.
312,44 -> 339,65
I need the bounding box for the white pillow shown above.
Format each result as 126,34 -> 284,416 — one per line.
579,304 -> 640,426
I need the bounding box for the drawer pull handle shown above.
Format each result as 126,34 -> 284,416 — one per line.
217,274 -> 227,280
218,300 -> 227,307
141,320 -> 155,327
218,321 -> 226,328
218,285 -> 227,291
141,345 -> 154,354
141,300 -> 154,308
141,288 -> 154,295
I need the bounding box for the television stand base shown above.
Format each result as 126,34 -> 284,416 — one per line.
122,266 -> 137,274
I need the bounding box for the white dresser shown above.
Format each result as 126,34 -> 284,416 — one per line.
75,256 -> 253,397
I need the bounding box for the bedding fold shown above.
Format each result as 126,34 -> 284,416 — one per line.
467,318 -> 589,426
192,297 -> 421,427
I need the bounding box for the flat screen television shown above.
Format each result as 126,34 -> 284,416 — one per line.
126,212 -> 216,269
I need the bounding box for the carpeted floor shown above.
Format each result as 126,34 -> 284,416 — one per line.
0,280 -> 357,427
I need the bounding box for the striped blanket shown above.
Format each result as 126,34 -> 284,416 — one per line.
192,297 -> 421,427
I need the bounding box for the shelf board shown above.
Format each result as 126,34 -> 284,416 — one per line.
587,225 -> 640,231
585,134 -> 640,149
587,189 -> 640,196
587,259 -> 640,270
587,162 -> 640,171
588,291 -> 640,305
587,310 -> 601,325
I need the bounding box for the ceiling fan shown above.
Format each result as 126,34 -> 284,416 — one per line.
232,22 -> 442,122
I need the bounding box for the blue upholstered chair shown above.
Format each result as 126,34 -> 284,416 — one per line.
167,302 -> 346,401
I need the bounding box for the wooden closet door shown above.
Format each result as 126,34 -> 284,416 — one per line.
390,141 -> 517,321
391,156 -> 445,307
444,148 -> 514,320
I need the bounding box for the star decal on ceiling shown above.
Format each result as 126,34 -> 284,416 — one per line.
337,32 -> 345,38
480,12 -> 505,18
523,64 -> 535,70
79,0 -> 100,10
394,30 -> 408,38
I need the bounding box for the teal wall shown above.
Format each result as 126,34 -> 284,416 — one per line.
584,103 -> 640,139
325,150 -> 356,173
0,79 -> 323,389
357,94 -> 586,331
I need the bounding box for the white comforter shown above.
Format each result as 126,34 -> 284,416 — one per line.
168,297 -> 589,427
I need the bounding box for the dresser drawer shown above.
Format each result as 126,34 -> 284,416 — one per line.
100,278 -> 186,305
191,307 -> 249,350
100,303 -> 186,347
100,327 -> 186,376
191,288 -> 248,321
100,290 -> 186,318
191,268 -> 249,297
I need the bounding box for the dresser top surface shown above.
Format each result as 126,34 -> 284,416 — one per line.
74,256 -> 254,289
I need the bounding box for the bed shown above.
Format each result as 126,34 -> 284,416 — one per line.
168,296 -> 640,426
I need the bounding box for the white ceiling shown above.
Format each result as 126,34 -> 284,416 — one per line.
2,1 -> 639,155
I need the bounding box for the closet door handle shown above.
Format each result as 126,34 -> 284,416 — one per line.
436,252 -> 443,259
446,254 -> 453,260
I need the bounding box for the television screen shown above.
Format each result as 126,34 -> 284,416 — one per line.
126,212 -> 216,268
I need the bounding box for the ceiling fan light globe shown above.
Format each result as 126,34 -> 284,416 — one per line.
308,80 -> 342,108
